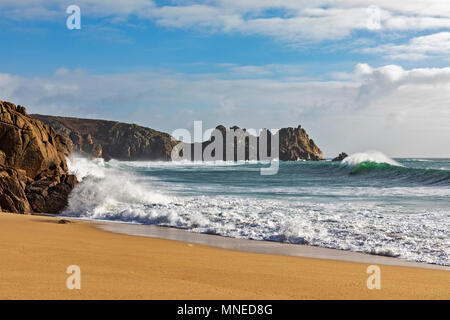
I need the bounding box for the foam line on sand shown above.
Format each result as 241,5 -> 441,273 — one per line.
0,213 -> 448,299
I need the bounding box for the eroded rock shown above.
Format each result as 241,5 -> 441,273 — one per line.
0,100 -> 77,214
32,114 -> 177,161
332,152 -> 348,162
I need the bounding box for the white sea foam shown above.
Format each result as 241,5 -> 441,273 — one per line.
65,155 -> 173,221
122,159 -> 266,168
63,156 -> 450,266
248,186 -> 450,197
342,151 -> 402,167
66,155 -> 106,181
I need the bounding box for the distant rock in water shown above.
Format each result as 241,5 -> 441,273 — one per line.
0,101 -> 77,214
32,114 -> 178,162
173,125 -> 323,161
332,152 -> 348,162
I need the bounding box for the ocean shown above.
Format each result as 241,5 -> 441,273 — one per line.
63,151 -> 450,266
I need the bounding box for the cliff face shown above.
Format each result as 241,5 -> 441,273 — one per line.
32,114 -> 178,161
33,114 -> 323,162
0,101 -> 77,214
278,126 -> 323,161
174,125 -> 323,161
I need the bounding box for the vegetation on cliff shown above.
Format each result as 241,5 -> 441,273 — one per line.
32,114 -> 177,161
35,116 -> 323,162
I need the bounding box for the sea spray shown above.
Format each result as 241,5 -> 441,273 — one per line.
62,154 -> 450,266
66,155 -> 106,181
338,152 -> 450,185
342,151 -> 402,167
65,155 -> 173,221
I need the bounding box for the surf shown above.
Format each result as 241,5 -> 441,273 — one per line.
62,154 -> 450,266
338,151 -> 450,186
342,151 -> 402,167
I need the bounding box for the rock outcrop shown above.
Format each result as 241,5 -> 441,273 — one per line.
0,101 -> 77,214
332,152 -> 348,162
32,114 -> 178,161
33,114 -> 323,162
278,126 -> 323,161
0,166 -> 31,213
174,125 -> 323,161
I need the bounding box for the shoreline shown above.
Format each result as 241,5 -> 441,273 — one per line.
0,212 -> 448,299
95,219 -> 449,271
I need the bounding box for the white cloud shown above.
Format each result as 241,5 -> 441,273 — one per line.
362,32 -> 450,60
228,65 -> 273,76
3,1 -> 450,44
148,5 -> 370,42
2,63 -> 450,157
0,0 -> 155,19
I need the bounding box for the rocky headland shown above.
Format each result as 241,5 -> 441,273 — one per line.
278,126 -> 323,161
174,125 -> 323,161
34,115 -> 323,162
1,101 -> 324,214
32,114 -> 178,161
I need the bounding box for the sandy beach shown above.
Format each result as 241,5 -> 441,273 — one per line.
0,212 -> 448,300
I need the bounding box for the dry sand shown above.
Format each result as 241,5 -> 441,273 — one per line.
0,212 -> 448,299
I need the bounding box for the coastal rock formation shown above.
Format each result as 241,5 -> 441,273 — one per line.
278,126 -> 323,161
33,115 -> 323,162
32,114 -> 178,161
0,101 -> 77,214
0,166 -> 31,213
175,125 -> 323,161
332,152 -> 348,162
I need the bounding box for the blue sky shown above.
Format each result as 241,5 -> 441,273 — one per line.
1,1 -> 450,157
1,15 -> 374,77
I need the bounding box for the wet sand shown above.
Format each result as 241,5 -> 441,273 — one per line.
0,212 -> 448,299
98,221 -> 450,271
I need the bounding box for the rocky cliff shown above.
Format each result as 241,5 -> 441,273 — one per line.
0,101 -> 77,214
278,126 -> 323,161
174,125 -> 323,161
34,115 -> 323,162
32,114 -> 178,161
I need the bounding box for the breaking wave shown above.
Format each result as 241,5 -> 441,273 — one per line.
340,151 -> 450,186
62,154 -> 450,266
65,155 -> 173,221
342,151 -> 402,167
